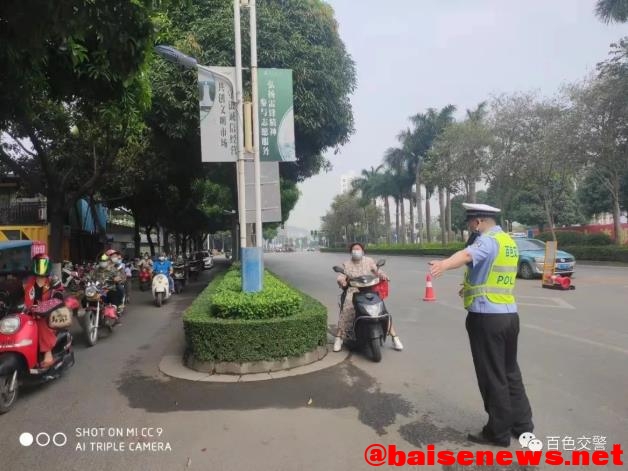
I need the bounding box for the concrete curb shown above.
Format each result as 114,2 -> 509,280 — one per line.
159,343 -> 350,383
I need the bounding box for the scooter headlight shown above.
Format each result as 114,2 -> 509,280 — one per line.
85,286 -> 98,298
363,303 -> 383,317
0,316 -> 20,334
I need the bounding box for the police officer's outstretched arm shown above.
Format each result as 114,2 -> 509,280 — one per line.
429,249 -> 473,278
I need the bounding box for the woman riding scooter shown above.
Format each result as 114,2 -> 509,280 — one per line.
22,254 -> 59,368
334,243 -> 404,352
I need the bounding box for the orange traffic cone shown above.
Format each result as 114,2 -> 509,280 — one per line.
423,274 -> 437,301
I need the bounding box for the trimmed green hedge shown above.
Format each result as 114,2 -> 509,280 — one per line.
211,269 -> 302,319
322,241 -> 628,263
183,269 -> 327,362
537,231 -> 613,246
321,243 -> 463,257
561,246 -> 628,263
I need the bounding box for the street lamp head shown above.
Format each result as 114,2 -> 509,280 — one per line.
154,45 -> 198,70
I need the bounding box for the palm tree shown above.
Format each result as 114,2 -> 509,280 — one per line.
596,0 -> 628,23
383,147 -> 411,243
403,105 -> 456,243
351,165 -> 387,243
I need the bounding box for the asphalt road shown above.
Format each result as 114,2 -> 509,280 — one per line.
1,253 -> 627,471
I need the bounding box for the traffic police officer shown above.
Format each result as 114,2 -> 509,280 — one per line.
429,203 -> 533,447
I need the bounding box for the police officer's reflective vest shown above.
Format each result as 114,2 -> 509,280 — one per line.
463,230 -> 518,309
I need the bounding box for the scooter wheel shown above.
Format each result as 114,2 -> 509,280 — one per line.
81,311 -> 99,347
0,370 -> 19,414
368,338 -> 382,362
155,292 -> 163,307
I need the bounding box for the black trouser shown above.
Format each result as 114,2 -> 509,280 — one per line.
465,312 -> 533,442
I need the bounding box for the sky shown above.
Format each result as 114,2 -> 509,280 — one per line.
285,0 -> 626,231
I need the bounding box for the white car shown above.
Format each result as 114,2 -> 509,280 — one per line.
194,251 -> 214,269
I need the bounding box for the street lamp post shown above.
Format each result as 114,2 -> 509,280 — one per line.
154,46 -> 247,258
155,0 -> 265,293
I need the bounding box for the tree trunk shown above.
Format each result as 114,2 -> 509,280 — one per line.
400,197 -> 407,244
415,171 -> 423,243
384,197 -> 391,244
409,197 -> 415,243
446,189 -> 452,244
438,187 -> 446,246
611,173 -> 623,245
394,198 -> 400,244
543,197 -> 556,241
163,229 -> 170,255
425,189 -> 432,243
468,180 -> 477,203
145,226 -> 155,256
47,197 -> 66,264
156,225 -> 161,254
133,213 -> 141,258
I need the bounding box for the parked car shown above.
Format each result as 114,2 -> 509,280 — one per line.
193,251 -> 214,270
513,238 -> 576,279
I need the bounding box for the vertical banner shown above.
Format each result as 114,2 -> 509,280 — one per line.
542,241 -> 557,286
198,67 -> 238,162
258,69 -> 296,162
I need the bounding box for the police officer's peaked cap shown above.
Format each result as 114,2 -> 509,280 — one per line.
463,203 -> 501,219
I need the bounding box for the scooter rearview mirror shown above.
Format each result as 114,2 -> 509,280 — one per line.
332,266 -> 345,274
376,259 -> 386,267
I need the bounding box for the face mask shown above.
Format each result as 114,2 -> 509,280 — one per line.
159,257 -> 165,261
351,250 -> 363,261
99,262 -> 109,269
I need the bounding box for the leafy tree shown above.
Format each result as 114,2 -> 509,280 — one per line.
595,0 -> 628,23
383,147 -> 413,243
569,41 -> 628,243
155,0 -> 356,181
0,0 -> 156,262
321,193 -> 382,247
400,106 -> 456,243
577,169 -> 614,219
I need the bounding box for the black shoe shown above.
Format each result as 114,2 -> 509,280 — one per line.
512,429 -> 534,438
467,431 -> 510,448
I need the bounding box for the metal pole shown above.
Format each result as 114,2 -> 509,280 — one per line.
234,0 -> 247,253
250,0 -> 262,248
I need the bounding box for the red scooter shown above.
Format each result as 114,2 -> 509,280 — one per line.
139,267 -> 151,291
0,279 -> 76,414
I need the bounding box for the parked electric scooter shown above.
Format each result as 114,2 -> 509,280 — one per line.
0,280 -> 75,414
152,273 -> 172,307
332,259 -> 391,362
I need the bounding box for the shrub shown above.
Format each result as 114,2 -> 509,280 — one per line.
211,269 -> 302,320
561,245 -> 628,263
321,244 -> 463,257
537,231 -> 613,246
183,269 -> 327,362
537,231 -> 588,245
584,232 -> 613,246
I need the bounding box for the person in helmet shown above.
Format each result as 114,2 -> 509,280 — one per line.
22,254 -> 61,367
93,253 -> 124,311
152,252 -> 174,293
106,249 -> 127,309
138,253 -> 153,270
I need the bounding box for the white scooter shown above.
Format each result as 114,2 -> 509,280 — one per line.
152,273 -> 172,307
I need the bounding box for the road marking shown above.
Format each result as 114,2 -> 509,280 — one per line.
522,323 -> 628,356
517,295 -> 575,310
